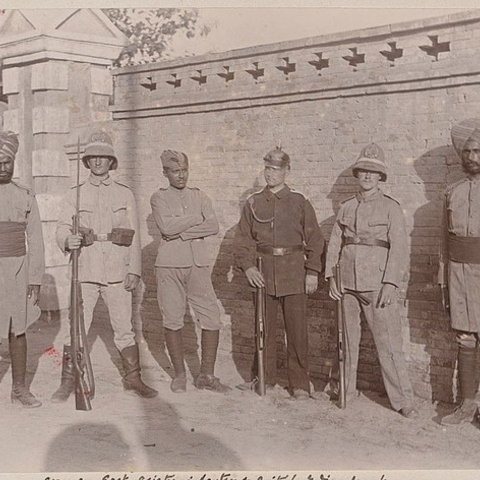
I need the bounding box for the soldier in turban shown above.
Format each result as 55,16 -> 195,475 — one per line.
325,143 -> 417,418
150,149 -> 230,394
439,119 -> 480,425
0,131 -> 45,407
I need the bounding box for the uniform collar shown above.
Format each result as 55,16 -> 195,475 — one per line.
356,187 -> 382,202
168,185 -> 189,195
88,174 -> 112,186
467,174 -> 480,184
263,184 -> 290,200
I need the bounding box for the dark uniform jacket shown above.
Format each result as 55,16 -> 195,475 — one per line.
235,185 -> 324,297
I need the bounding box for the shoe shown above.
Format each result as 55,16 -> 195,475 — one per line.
236,380 -> 257,391
292,388 -> 310,401
399,406 -> 419,419
170,373 -> 187,393
441,400 -> 478,426
11,386 -> 42,408
194,374 -> 231,393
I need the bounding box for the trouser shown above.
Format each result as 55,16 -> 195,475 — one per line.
255,293 -> 309,393
156,265 -> 221,331
454,330 -> 480,401
342,290 -> 414,411
59,282 -> 135,351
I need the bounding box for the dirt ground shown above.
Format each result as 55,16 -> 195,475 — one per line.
0,312 -> 479,477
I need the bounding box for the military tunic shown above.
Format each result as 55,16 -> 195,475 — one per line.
150,186 -> 221,330
0,182 -> 45,340
56,175 -> 141,350
439,177 -> 480,333
325,188 -> 414,410
235,185 -> 325,392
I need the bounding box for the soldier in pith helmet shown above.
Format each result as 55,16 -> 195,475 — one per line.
235,147 -> 325,400
325,143 -> 418,418
0,131 -> 45,408
53,128 -> 157,402
439,119 -> 480,425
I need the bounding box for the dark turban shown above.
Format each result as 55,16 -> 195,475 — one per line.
0,131 -> 19,160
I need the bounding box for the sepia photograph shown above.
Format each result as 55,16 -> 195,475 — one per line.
0,1 -> 480,478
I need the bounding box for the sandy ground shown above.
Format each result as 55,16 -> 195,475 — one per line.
0,312 -> 479,476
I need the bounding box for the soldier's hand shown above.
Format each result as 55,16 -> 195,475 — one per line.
245,266 -> 265,289
305,273 -> 318,295
328,277 -> 342,301
377,283 -> 396,308
66,234 -> 83,250
27,285 -> 41,306
124,273 -> 140,292
440,285 -> 450,314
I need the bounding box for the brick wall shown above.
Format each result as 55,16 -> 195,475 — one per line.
106,9 -> 480,402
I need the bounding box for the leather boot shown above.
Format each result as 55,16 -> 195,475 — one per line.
194,329 -> 231,393
442,346 -> 479,425
165,328 -> 187,393
120,344 -> 158,398
9,333 -> 41,408
51,345 -> 75,403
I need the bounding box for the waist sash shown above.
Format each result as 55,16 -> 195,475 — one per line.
448,234 -> 480,264
0,221 -> 26,257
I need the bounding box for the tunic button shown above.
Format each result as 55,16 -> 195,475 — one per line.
354,237 -> 361,244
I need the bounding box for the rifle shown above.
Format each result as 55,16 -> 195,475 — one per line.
334,264 -> 346,409
334,264 -> 370,409
255,256 -> 266,396
70,136 -> 95,411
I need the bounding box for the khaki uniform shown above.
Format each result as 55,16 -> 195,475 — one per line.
0,182 -> 45,339
151,186 -> 221,330
235,185 -> 324,392
325,188 -> 414,410
439,177 -> 480,337
56,175 -> 141,350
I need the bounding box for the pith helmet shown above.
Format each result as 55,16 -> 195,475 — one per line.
263,146 -> 290,168
451,118 -> 480,156
352,143 -> 387,182
82,129 -> 117,170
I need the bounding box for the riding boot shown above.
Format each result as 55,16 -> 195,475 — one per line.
442,346 -> 479,425
51,345 -> 75,403
194,329 -> 231,393
9,333 -> 41,408
164,328 -> 187,393
120,344 -> 158,398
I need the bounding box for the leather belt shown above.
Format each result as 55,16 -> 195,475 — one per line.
343,237 -> 390,249
93,233 -> 113,242
256,245 -> 304,256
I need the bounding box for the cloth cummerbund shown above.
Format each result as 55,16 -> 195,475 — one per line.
0,221 -> 26,257
256,245 -> 304,256
448,234 -> 480,264
343,237 -> 390,249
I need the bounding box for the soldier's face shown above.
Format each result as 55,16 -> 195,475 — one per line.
264,165 -> 288,189
87,156 -> 113,177
357,169 -> 381,192
0,154 -> 14,184
163,162 -> 189,189
461,140 -> 480,176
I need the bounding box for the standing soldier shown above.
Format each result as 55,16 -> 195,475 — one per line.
325,143 -> 417,418
52,129 -> 157,402
439,118 -> 480,425
151,149 -> 230,394
0,131 -> 44,408
235,147 -> 325,400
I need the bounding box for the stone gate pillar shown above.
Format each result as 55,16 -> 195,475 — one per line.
0,9 -> 128,310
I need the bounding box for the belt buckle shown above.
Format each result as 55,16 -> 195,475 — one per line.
97,233 -> 108,242
353,237 -> 361,244
274,247 -> 284,256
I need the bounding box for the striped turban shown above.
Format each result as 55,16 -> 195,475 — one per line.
0,131 -> 19,160
451,118 -> 480,156
161,150 -> 188,169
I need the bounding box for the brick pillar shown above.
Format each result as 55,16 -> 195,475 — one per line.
0,9 -> 128,310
